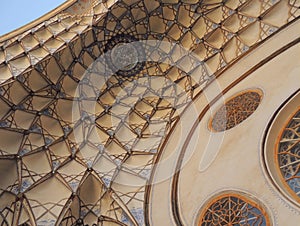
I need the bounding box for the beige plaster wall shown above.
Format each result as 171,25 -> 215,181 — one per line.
149,18 -> 300,226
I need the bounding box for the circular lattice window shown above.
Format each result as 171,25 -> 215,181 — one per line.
264,90 -> 300,206
210,90 -> 263,132
276,108 -> 300,199
198,193 -> 271,226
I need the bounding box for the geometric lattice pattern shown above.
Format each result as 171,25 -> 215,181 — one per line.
199,194 -> 270,226
0,0 -> 299,225
104,34 -> 146,79
211,90 -> 262,132
278,109 -> 300,200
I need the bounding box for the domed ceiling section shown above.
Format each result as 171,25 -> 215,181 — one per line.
0,0 -> 299,225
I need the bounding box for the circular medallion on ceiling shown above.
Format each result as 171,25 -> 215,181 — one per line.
104,35 -> 145,79
210,90 -> 263,132
198,193 -> 271,226
264,90 -> 300,206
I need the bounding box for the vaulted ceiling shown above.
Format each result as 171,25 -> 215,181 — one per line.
0,0 -> 299,225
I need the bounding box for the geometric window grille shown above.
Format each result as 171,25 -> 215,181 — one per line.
277,108 -> 300,201
198,193 -> 271,226
210,90 -> 262,132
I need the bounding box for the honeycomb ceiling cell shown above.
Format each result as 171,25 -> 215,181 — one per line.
0,0 -> 299,225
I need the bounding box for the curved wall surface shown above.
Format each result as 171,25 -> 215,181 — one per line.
0,0 -> 299,225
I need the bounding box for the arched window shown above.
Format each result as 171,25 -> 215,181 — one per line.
198,193 -> 271,226
276,109 -> 300,201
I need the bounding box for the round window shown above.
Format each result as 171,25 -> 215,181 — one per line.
198,193 -> 271,226
264,90 -> 300,206
210,90 -> 262,132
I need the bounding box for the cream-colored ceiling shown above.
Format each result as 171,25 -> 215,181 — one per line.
0,0 -> 299,225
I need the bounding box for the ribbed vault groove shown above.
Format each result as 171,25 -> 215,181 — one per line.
0,0 -> 299,225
